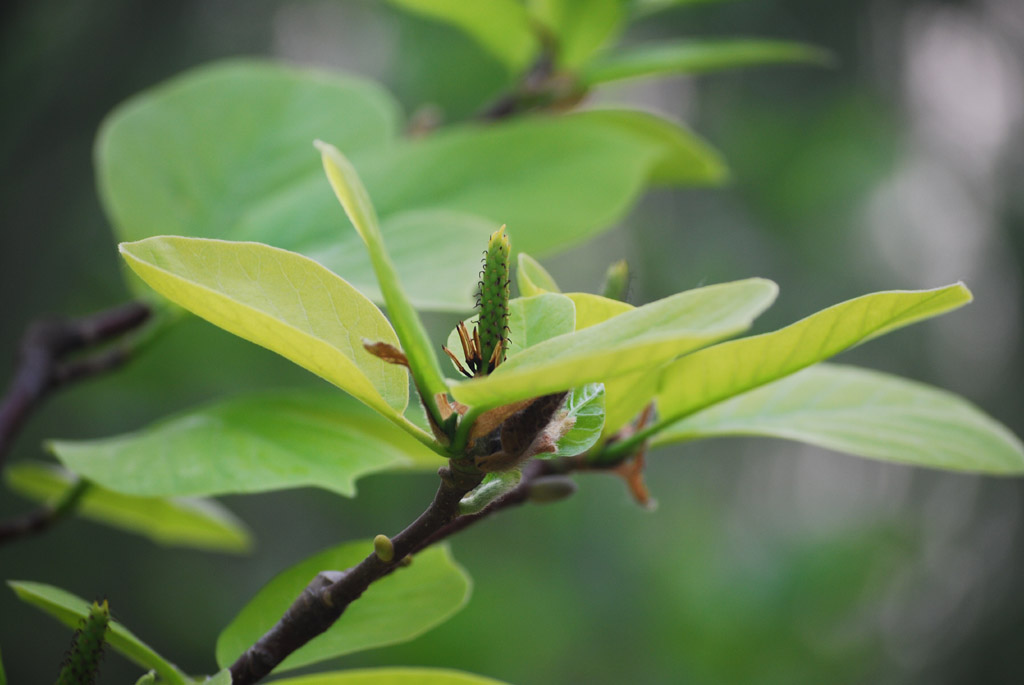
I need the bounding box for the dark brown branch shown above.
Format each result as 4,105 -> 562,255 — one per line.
229,451 -> 632,684
477,38 -> 583,121
0,301 -> 151,545
0,300 -> 151,471
229,464 -> 485,684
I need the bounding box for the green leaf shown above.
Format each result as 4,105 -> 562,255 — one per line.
8,581 -> 188,685
583,39 -> 833,86
657,283 -> 973,426
195,670 -> 232,685
566,292 -> 633,330
95,61 -> 481,307
0,646 -> 5,685
552,383 -> 606,457
516,253 -> 561,296
358,111 -> 726,257
655,364 -> 1024,474
324,209 -> 497,310
216,543 -> 471,673
386,0 -> 538,73
564,293 -> 645,436
5,463 -> 250,553
135,674 -> 157,685
266,668 -> 509,685
119,237 -> 417,428
444,294 -> 577,374
573,109 -> 727,186
318,141 -> 449,417
602,370 -> 662,439
50,389 -> 441,500
460,470 -> 523,515
528,0 -> 626,68
450,278 -> 778,409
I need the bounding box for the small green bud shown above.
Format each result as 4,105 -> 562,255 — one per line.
478,225 -> 511,373
56,600 -> 109,685
373,534 -> 395,563
600,259 -> 629,301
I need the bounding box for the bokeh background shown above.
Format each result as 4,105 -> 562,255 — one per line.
2,0 -> 1024,682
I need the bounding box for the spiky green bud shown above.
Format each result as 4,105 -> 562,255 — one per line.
478,225 -> 511,373
56,600 -> 109,685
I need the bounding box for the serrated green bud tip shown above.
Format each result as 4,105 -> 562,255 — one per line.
477,225 -> 512,374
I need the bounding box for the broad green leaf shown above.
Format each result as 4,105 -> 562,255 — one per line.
8,581 -> 188,685
516,253 -> 561,296
216,543 -> 471,673
657,284 -> 972,425
573,109 -> 727,186
583,39 -> 833,86
95,61 -> 479,308
50,389 -> 441,500
386,0 -> 538,73
566,292 -> 633,330
552,383 -> 606,457
655,364 -> 1024,474
267,669 -> 508,685
460,470 -> 523,515
358,111 -> 726,256
528,0 -> 626,68
135,674 -> 157,685
444,294 -> 576,374
119,237 -> 414,428
318,141 -> 448,411
5,463 -> 250,553
450,278 -> 778,409
320,209 -> 496,310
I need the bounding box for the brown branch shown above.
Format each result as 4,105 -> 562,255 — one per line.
229,464 -> 485,684
228,452 -> 631,684
0,300 -> 151,471
0,301 -> 151,545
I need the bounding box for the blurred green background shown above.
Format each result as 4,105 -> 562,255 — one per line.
2,0 -> 1023,682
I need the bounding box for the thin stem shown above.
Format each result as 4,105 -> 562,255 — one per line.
0,300 -> 152,543
0,479 -> 91,544
0,300 -> 151,473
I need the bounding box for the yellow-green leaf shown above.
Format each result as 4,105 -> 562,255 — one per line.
8,581 -> 188,685
5,463 -> 250,553
516,253 -> 561,296
387,0 -> 538,73
450,279 -> 778,409
318,142 -> 448,420
657,283 -> 972,425
528,0 -> 626,68
119,237 -> 417,431
655,364 -> 1024,474
583,39 -> 833,86
49,389 -> 441,500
